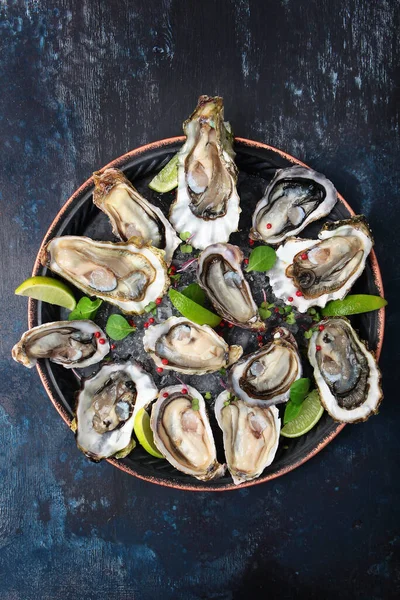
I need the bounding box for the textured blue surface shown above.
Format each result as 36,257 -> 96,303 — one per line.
1,1 -> 399,598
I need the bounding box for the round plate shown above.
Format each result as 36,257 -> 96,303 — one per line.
29,137 -> 385,491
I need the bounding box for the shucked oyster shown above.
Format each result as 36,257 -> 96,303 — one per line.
197,243 -> 265,330
250,165 -> 337,245
12,320 -> 109,369
151,385 -> 225,481
143,316 -> 243,374
268,216 -> 373,312
215,391 -> 280,485
93,168 -> 180,264
42,236 -> 169,314
308,317 -> 382,423
76,360 -> 158,461
228,327 -> 302,407
169,95 -> 240,250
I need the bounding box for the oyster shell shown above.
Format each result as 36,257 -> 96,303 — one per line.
143,316 -> 243,374
93,168 -> 180,264
151,385 -> 225,481
215,391 -> 280,485
12,320 -> 109,369
228,327 -> 302,407
169,95 -> 240,250
41,236 -> 169,314
268,216 -> 373,312
197,243 -> 265,330
250,165 -> 337,245
308,317 -> 382,423
76,360 -> 158,460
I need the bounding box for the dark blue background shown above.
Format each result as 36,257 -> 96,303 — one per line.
1,1 -> 399,598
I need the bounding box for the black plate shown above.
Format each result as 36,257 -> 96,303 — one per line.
29,137 -> 385,491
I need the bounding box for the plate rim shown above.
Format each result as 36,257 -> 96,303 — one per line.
27,136 -> 385,492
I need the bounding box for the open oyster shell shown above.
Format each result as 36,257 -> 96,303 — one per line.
268,216 -> 373,312
41,236 -> 169,314
93,168 -> 180,264
250,165 -> 337,245
12,320 -> 109,369
197,243 -> 265,330
151,385 -> 225,481
308,317 -> 382,423
143,316 -> 243,375
75,360 -> 158,461
228,327 -> 302,407
169,95 -> 240,250
215,390 -> 280,485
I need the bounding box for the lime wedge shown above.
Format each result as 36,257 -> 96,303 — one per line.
148,154 -> 179,193
15,276 -> 76,310
169,289 -> 221,327
134,408 -> 164,458
281,390 -> 324,438
321,294 -> 387,317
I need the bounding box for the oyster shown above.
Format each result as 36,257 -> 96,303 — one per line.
308,317 -> 382,423
228,327 -> 302,407
41,236 -> 169,314
151,385 -> 225,481
143,316 -> 242,374
197,243 -> 265,330
169,95 -> 240,250
76,360 -> 158,460
250,165 -> 337,245
93,168 -> 180,264
215,391 -> 280,485
12,320 -> 109,369
268,216 -> 373,312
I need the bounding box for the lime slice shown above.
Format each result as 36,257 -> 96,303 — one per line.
15,276 -> 76,310
148,154 -> 179,193
321,294 -> 387,317
281,390 -> 324,438
169,289 -> 221,327
134,408 -> 164,459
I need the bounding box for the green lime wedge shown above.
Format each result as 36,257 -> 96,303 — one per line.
134,408 -> 164,459
169,289 -> 222,327
148,154 -> 179,193
281,390 -> 324,438
321,294 -> 387,317
15,276 -> 76,310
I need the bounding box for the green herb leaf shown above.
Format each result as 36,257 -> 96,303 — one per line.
68,297 -> 102,321
259,307 -> 272,319
179,231 -> 191,241
308,308 -> 316,315
144,301 -> 157,313
191,398 -> 200,411
245,246 -> 277,273
181,283 -> 206,306
106,314 -> 136,341
204,392 -> 212,400
290,378 -> 311,406
304,329 -> 313,339
180,243 -> 193,254
223,400 -> 231,407
219,367 -> 227,376
284,402 -> 302,425
284,306 -> 293,314
285,313 -> 296,325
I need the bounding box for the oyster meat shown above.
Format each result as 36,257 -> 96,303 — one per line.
41,236 -> 169,314
93,168 -> 180,264
228,327 -> 302,407
308,317 -> 382,423
76,360 -> 158,460
169,95 -> 240,250
151,385 -> 225,481
197,243 -> 265,330
215,391 -> 280,485
143,316 -> 243,374
12,320 -> 109,369
250,165 -> 337,245
268,216 -> 373,312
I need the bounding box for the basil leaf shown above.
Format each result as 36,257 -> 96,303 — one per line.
68,297 -> 102,321
284,402 -> 302,425
106,314 -> 136,341
182,283 -> 206,306
290,378 -> 310,406
246,246 -> 277,273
